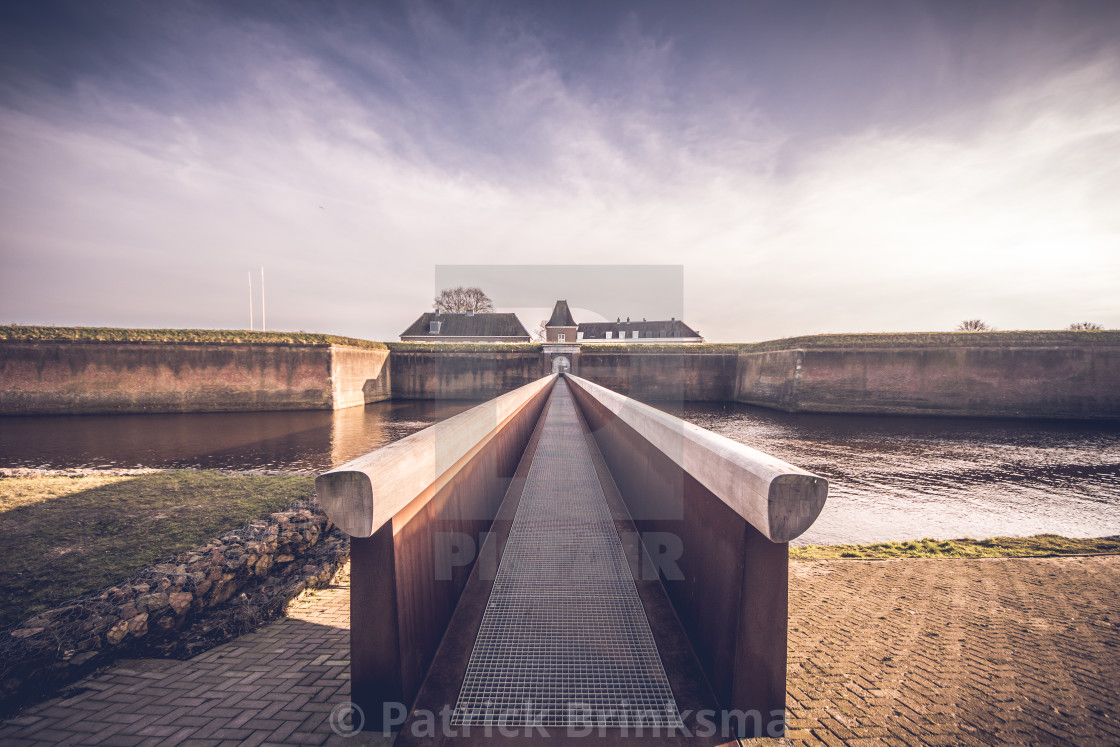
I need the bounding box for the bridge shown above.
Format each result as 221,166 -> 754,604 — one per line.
317,374 -> 828,742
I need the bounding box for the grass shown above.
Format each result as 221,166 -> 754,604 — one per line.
791,534 -> 1120,560
4,326 -> 1114,353
387,342 -> 544,352
743,330 -> 1120,351
0,471 -> 315,630
583,330 -> 1120,354
0,325 -> 386,349
577,343 -> 746,354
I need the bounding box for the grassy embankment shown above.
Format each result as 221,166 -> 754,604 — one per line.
0,471 -> 315,630
792,535 -> 1120,560
0,325 -> 386,349
581,329 -> 1120,354
386,341 -> 543,352
5,326 -> 1114,353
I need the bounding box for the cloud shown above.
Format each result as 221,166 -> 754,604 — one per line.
1,2 -> 1118,340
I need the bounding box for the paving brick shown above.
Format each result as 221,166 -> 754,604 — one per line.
786,556 -> 1120,746
4,557 -> 1118,745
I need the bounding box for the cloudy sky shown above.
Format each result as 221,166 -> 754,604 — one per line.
1,0 -> 1118,342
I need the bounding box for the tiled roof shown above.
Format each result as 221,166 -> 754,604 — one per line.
400,312 -> 530,339
546,300 -> 577,327
577,319 -> 701,339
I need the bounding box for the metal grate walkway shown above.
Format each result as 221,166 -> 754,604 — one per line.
451,380 -> 682,729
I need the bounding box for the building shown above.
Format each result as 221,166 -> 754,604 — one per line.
399,312 -> 530,342
544,300 -> 703,344
544,300 -> 577,344
541,299 -> 703,373
542,300 -> 580,373
577,317 -> 703,343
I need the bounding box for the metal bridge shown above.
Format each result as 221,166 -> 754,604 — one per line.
317,374 -> 828,743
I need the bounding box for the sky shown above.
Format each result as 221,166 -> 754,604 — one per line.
1,0 -> 1118,342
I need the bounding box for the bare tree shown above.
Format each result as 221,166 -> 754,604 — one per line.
433,286 -> 495,314
1069,322 -> 1103,330
956,319 -> 991,332
531,319 -> 548,342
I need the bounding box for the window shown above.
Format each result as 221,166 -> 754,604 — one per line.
429,321 -> 441,334
631,330 -> 639,339
605,330 -> 612,339
558,333 -> 565,342
577,331 -> 584,340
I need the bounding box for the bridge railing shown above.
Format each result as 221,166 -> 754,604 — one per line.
316,374 -> 556,728
565,372 -> 828,737
317,371 -> 827,736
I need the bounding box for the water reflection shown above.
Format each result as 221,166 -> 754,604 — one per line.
0,399 -> 483,473
666,402 -> 1120,545
3,398 -> 1118,544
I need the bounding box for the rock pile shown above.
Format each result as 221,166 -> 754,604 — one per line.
1,497 -> 348,712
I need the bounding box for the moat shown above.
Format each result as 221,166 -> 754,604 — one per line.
2,399 -> 1118,544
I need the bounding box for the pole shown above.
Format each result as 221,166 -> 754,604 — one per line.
248,271 -> 253,331
261,266 -> 266,332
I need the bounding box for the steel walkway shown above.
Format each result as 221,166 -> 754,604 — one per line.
450,380 -> 683,729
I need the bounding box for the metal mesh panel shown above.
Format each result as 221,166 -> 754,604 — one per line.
452,382 -> 682,728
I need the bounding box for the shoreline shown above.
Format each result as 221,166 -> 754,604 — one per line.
5,466 -> 1116,555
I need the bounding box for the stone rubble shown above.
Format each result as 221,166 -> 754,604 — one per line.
0,496 -> 348,712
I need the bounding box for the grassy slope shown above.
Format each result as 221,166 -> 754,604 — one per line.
0,326 -> 386,349
742,329 -> 1120,351
791,534 -> 1120,560
5,326 -> 1115,353
577,343 -> 745,354
582,330 -> 1120,354
386,341 -> 543,352
0,471 -> 315,630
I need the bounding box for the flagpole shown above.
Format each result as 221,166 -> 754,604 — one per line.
261,266 -> 266,332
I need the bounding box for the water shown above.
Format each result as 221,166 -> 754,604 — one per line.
0,399 -> 483,474
2,399 -> 1118,544
667,402 -> 1120,545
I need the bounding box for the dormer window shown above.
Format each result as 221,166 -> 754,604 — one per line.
429,321 -> 441,334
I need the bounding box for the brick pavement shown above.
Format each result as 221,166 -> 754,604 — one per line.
2,556 -> 1117,745
785,556 -> 1120,747
0,568 -> 385,747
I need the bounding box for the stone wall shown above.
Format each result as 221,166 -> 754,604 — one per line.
3,337 -> 1118,418
330,346 -> 390,409
575,350 -> 737,401
388,350 -> 545,400
734,345 -> 1120,419
0,498 -> 348,711
386,343 -> 1120,417
0,342 -> 389,414
387,349 -> 737,402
